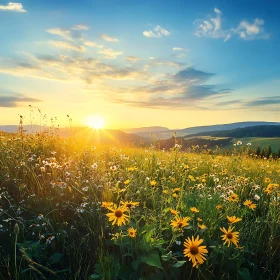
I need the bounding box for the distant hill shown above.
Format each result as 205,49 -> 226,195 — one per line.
122,122 -> 280,139
185,125 -> 280,138
122,126 -> 170,136
0,125 -> 147,146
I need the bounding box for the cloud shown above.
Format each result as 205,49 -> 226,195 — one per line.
98,48 -> 123,59
0,2 -> 26,12
125,56 -> 140,62
84,40 -> 103,48
234,18 -> 269,40
71,24 -> 88,30
143,25 -> 170,38
173,47 -> 188,51
50,41 -> 86,52
244,96 -> 280,107
194,8 -> 268,41
194,8 -> 231,41
0,93 -> 41,107
110,67 -> 231,109
100,34 -> 119,42
0,53 -> 147,84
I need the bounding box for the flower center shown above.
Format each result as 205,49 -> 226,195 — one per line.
190,245 -> 199,255
126,203 -> 132,208
226,232 -> 233,239
178,222 -> 183,228
115,210 -> 123,218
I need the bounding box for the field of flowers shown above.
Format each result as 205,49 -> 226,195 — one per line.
0,131 -> 280,280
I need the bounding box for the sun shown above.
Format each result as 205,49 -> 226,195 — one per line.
86,115 -> 105,129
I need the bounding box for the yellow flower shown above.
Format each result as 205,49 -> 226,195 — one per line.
197,223 -> 207,229
106,205 -> 129,226
120,201 -> 139,209
220,226 -> 239,247
150,180 -> 157,186
227,216 -> 242,224
127,227 -> 137,238
170,208 -> 179,215
124,179 -> 131,185
216,205 -> 223,211
101,202 -> 114,208
172,193 -> 178,198
190,207 -> 199,213
243,200 -> 257,210
170,216 -> 191,229
197,217 -> 203,222
162,190 -> 169,194
227,193 -> 239,203
264,177 -> 271,183
183,236 -> 208,268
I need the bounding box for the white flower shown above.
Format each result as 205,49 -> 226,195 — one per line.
254,194 -> 260,201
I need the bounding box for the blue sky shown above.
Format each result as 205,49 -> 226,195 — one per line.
0,0 -> 279,128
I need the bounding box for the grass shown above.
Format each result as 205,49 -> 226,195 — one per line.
223,137 -> 280,152
0,131 -> 280,279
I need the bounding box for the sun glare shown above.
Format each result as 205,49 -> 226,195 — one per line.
86,115 -> 105,129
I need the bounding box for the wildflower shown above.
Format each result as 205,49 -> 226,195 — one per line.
170,208 -> 179,215
243,200 -> 257,210
124,179 -> 131,185
150,180 -> 157,186
216,205 -> 223,211
183,236 -> 208,267
127,227 -> 137,238
170,216 -> 191,229
106,205 -> 129,226
264,177 -> 271,183
227,216 -> 242,224
197,217 -> 203,222
237,141 -> 242,145
101,202 -> 114,208
227,193 -> 239,203
172,193 -> 178,198
220,226 -> 239,247
162,190 -> 169,194
253,194 -> 260,201
190,207 -> 199,213
120,201 -> 139,209
197,223 -> 207,229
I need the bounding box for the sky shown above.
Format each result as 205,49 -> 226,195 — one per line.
0,0 -> 280,129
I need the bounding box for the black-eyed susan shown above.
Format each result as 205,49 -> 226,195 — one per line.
243,200 -> 257,210
124,179 -> 131,185
227,216 -> 242,224
190,207 -> 199,213
120,201 -> 139,209
183,236 -> 208,267
170,216 -> 191,229
220,226 -> 239,247
106,205 -> 129,226
170,208 -> 179,215
216,205 -> 223,211
127,227 -> 137,238
227,193 -> 239,203
101,202 -> 114,208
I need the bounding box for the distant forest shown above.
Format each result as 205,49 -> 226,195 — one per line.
185,125 -> 280,138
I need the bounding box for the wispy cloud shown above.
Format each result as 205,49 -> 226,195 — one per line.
125,56 -> 140,62
98,48 -> 123,59
194,8 -> 269,41
50,41 -> 86,52
0,2 -> 26,12
0,92 -> 40,107
100,34 -> 119,42
245,96 -> 280,107
71,24 -> 88,30
143,25 -> 170,38
173,47 -> 188,51
84,40 -> 103,48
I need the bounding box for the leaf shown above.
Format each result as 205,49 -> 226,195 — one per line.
89,274 -> 100,279
171,261 -> 186,268
48,252 -> 63,265
238,268 -> 251,280
144,253 -> 163,270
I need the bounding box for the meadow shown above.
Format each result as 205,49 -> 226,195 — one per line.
0,131 -> 280,280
